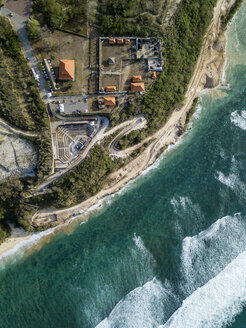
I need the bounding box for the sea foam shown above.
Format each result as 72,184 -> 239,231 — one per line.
163,250 -> 246,328
95,278 -> 179,328
231,110 -> 246,130
180,214 -> 246,296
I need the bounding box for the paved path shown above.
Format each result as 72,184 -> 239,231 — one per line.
0,7 -> 48,98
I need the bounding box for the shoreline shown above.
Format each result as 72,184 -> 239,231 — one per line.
0,0 -> 234,262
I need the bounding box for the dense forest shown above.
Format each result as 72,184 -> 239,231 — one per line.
0,18 -> 52,241
98,0 -> 162,36
33,0 -> 87,29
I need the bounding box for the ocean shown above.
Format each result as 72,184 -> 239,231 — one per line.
0,2 -> 246,328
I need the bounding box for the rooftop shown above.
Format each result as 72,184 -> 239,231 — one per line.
132,75 -> 142,82
103,97 -> 116,106
59,59 -> 75,80
105,86 -> 117,92
131,82 -> 145,92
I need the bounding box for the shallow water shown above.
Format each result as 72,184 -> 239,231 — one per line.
1,2 -> 246,328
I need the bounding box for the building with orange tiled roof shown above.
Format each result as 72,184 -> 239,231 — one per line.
152,71 -> 157,79
125,39 -> 130,44
131,82 -> 145,92
103,97 -> 116,106
105,86 -> 117,92
117,39 -> 124,44
109,38 -> 116,44
132,75 -> 142,82
59,60 -> 75,81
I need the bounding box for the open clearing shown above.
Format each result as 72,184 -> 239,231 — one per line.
33,30 -> 89,95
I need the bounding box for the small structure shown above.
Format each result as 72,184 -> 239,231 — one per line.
109,38 -> 116,44
59,59 -> 75,81
117,39 -> 124,44
125,39 -> 130,44
103,97 -> 116,106
105,86 -> 117,92
152,71 -> 157,79
108,57 -> 115,65
59,103 -> 65,113
131,82 -> 145,92
132,75 -> 142,82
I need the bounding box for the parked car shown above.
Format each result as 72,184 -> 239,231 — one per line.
8,12 -> 13,17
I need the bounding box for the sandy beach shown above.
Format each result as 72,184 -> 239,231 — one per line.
0,226 -> 33,260
0,0 -> 236,260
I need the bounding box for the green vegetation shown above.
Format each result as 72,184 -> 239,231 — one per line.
30,145 -> 121,208
221,0 -> 244,28
26,0 -> 219,213
99,0 -> 162,36
118,130 -> 143,150
0,222 -> 10,245
33,0 -> 87,31
0,0 -> 239,237
26,17 -> 41,41
0,17 -> 52,179
0,17 -> 52,241
111,0 -> 217,147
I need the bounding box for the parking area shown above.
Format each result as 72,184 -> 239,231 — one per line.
51,95 -> 88,115
5,0 -> 31,18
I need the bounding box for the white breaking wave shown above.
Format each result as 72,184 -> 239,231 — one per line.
95,278 -> 179,328
231,110 -> 246,130
216,171 -> 246,198
180,214 -> 246,295
170,196 -> 204,230
163,250 -> 246,328
133,233 -> 156,266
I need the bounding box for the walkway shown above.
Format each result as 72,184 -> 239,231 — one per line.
0,6 -> 48,98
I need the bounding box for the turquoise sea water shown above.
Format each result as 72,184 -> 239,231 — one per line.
1,3 -> 246,327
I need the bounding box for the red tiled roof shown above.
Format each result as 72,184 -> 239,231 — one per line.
59,60 -> 75,80
132,75 -> 142,82
131,82 -> 145,92
152,71 -> 157,79
104,97 -> 116,105
105,86 -> 117,92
